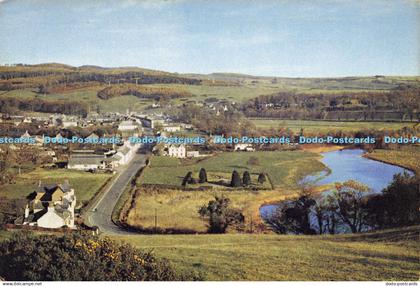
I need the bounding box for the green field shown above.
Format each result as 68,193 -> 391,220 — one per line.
114,225 -> 420,281
249,119 -> 416,133
140,151 -> 325,189
0,168 -> 112,205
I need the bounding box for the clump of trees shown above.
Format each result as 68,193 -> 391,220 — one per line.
182,171 -> 195,186
266,174 -> 419,235
182,169 -> 208,187
198,196 -> 244,233
173,104 -> 258,137
0,232 -> 199,281
0,97 -> 88,116
182,169 -> 266,189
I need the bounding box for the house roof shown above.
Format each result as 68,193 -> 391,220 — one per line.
68,154 -> 104,165
38,183 -> 71,194
35,183 -> 71,202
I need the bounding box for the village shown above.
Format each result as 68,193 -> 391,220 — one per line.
0,107 -> 263,229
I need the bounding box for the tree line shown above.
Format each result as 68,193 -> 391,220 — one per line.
241,88 -> 419,121
97,85 -> 193,101
0,68 -> 201,91
266,173 -> 419,235
0,97 -> 88,116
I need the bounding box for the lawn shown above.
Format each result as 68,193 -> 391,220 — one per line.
249,118 -> 416,134
0,168 -> 112,205
114,225 -> 420,281
140,151 -> 326,189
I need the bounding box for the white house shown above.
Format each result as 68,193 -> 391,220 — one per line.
165,144 -> 186,158
23,182 -> 76,229
234,143 -> 255,152
162,125 -> 181,133
118,120 -> 139,131
62,119 -> 78,128
109,141 -> 139,167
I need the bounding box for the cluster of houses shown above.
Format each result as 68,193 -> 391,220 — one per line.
67,140 -> 139,171
159,144 -> 202,158
1,112 -> 123,129
3,108 -> 263,231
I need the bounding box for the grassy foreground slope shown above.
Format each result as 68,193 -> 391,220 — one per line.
114,226 -> 420,281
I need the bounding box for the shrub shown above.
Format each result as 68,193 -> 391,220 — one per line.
182,171 -> 193,186
199,168 -> 207,183
230,170 -> 241,187
0,232 -> 200,281
257,173 -> 266,184
243,171 -> 251,186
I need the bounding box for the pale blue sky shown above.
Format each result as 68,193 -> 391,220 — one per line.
0,0 -> 418,76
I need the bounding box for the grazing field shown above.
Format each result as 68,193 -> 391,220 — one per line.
365,147 -> 420,174
139,151 -> 326,189
0,168 -> 112,205
249,119 -> 416,133
114,225 -> 420,281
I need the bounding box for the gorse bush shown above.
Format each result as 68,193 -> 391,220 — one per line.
0,232 -> 200,281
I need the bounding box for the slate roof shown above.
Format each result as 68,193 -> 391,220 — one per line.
68,154 -> 105,165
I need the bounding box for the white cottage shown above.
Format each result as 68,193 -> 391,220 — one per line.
23,182 -> 76,229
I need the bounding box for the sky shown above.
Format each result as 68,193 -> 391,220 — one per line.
0,0 -> 418,77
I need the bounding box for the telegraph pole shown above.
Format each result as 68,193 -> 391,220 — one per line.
154,208 -> 157,233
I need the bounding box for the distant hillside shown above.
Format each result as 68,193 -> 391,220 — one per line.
189,72 -> 420,91
0,63 -> 201,90
0,63 -> 419,116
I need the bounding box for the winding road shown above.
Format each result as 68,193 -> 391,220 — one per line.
86,148 -> 149,235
